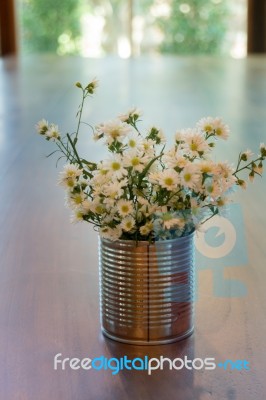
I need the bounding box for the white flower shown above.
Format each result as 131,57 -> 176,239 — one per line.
142,139 -> 156,156
60,163 -> 82,178
36,119 -> 49,135
157,129 -> 166,143
81,199 -> 93,213
99,226 -> 122,241
156,169 -> 180,191
127,132 -> 142,150
70,209 -> 84,223
66,191 -> 86,209
120,216 -> 136,232
103,155 -> 128,179
163,217 -> 185,230
180,164 -> 201,189
117,199 -> 134,217
123,150 -> 149,172
102,179 -> 128,199
213,118 -> 230,140
216,162 -> 234,179
90,199 -> 106,215
99,119 -> 132,145
182,129 -> 209,157
140,221 -> 153,236
46,124 -> 61,141
204,178 -> 222,199
175,130 -> 185,143
196,117 -> 215,134
162,148 -> 188,169
118,107 -> 142,122
199,160 -> 219,175
58,164 -> 82,188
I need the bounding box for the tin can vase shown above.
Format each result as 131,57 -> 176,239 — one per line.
99,232 -> 195,345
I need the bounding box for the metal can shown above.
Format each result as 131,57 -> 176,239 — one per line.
99,232 -> 195,345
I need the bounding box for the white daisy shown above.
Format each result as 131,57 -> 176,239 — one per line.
70,210 -> 84,224
58,164 -> 82,188
162,148 -> 188,169
118,107 -> 142,122
60,163 -> 82,179
120,216 -> 136,232
100,226 -> 122,241
157,169 -> 180,191
123,150 -> 149,172
199,160 -> 219,175
139,221 -> 153,236
182,129 -> 209,157
117,199 -> 134,217
163,217 -> 185,230
142,139 -> 156,156
46,124 -> 61,141
90,200 -> 106,215
66,191 -> 86,209
204,178 -> 222,198
180,164 -> 201,189
102,179 -> 128,199
213,118 -> 230,140
196,117 -> 215,134
103,155 -> 128,180
99,119 -> 132,145
36,119 -> 49,135
127,132 -> 142,150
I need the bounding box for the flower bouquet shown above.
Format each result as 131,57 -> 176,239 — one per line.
36,79 -> 265,344
36,79 -> 265,242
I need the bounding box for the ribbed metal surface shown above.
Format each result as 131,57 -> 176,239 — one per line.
99,233 -> 195,345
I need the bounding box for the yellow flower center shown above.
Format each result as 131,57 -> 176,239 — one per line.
95,205 -> 104,214
190,142 -> 198,151
111,162 -> 121,171
216,128 -> 222,136
129,139 -> 136,147
164,177 -> 174,186
131,157 -> 140,166
121,205 -> 129,213
204,124 -> 212,132
184,173 -> 191,182
67,178 -> 75,187
73,195 -> 83,204
110,129 -> 120,138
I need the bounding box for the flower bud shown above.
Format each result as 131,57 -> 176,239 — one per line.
75,82 -> 82,88
237,179 -> 247,189
249,171 -> 254,182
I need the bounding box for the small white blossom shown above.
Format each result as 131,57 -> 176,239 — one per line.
118,107 -> 142,122
117,199 -> 134,217
36,119 -> 49,135
120,216 -> 136,232
45,124 -> 61,141
99,119 -> 132,145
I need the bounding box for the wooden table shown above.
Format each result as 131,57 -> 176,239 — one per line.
0,54 -> 266,400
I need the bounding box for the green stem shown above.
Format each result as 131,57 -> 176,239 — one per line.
233,156 -> 262,176
67,133 -> 83,169
74,89 -> 86,142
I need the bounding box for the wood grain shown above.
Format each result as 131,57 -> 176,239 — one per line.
0,54 -> 266,400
